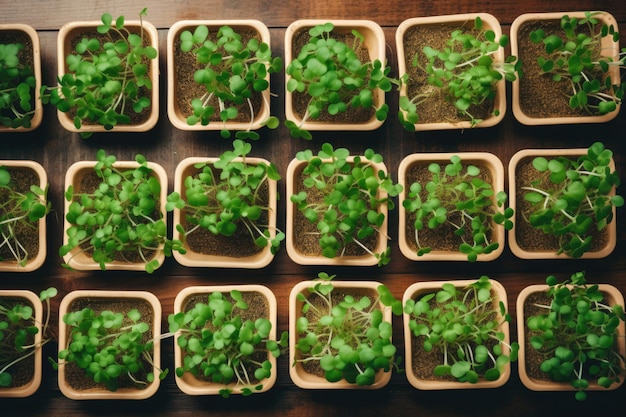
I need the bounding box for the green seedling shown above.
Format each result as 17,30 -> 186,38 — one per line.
0,42 -> 37,129
59,149 -> 185,273
0,287 -> 56,387
0,166 -> 50,266
40,9 -> 158,138
53,303 -> 167,392
179,24 -> 282,139
294,272 -> 403,386
166,139 -> 284,254
290,143 -> 402,266
526,271 -> 626,401
521,142 -> 623,258
168,290 -> 288,397
404,276 -> 518,383
399,16 -> 519,130
403,155 -> 513,261
529,11 -> 626,115
285,22 -> 399,140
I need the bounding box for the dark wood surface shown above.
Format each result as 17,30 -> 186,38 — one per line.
1,1 -> 625,415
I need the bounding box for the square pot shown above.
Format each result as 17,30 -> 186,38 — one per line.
173,285 -> 278,395
398,152 -> 506,261
62,159 -> 168,271
395,13 -> 507,131
285,156 -> 390,266
508,148 -> 618,259
289,280 -> 394,389
402,279 -> 512,389
171,156 -> 278,268
284,19 -> 387,132
56,18 -> 159,134
167,19 -> 273,132
510,11 -> 621,125
516,283 -> 625,393
57,290 -> 162,400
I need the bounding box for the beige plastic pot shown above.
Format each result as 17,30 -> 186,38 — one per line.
167,19 -> 272,132
171,156 -> 278,268
57,290 -> 162,400
398,152 -> 506,261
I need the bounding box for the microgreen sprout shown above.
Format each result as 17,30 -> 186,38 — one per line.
403,155 -> 513,261
404,276 -> 518,383
521,142 -> 623,258
0,42 -> 37,129
399,16 -> 519,130
526,271 -> 626,401
0,166 -> 50,266
179,24 -> 282,139
529,11 -> 625,115
53,304 -> 168,392
60,149 -> 185,273
168,289 -> 288,397
0,287 -> 56,387
166,139 -> 284,254
285,22 -> 399,140
294,272 -> 402,386
40,9 -> 157,138
290,143 -> 402,266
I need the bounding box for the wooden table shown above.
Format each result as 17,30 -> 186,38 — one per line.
1,1 -> 625,415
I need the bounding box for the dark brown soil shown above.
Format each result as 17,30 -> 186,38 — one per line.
521,291 -> 552,381
289,27 -> 374,124
179,291 -> 269,384
291,167 -> 377,258
513,156 -> 608,253
181,164 -> 268,258
62,297 -> 155,391
516,20 -> 598,118
402,160 -> 495,253
401,22 -> 493,124
0,296 -> 36,389
173,27 -> 263,124
0,167 -> 40,263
